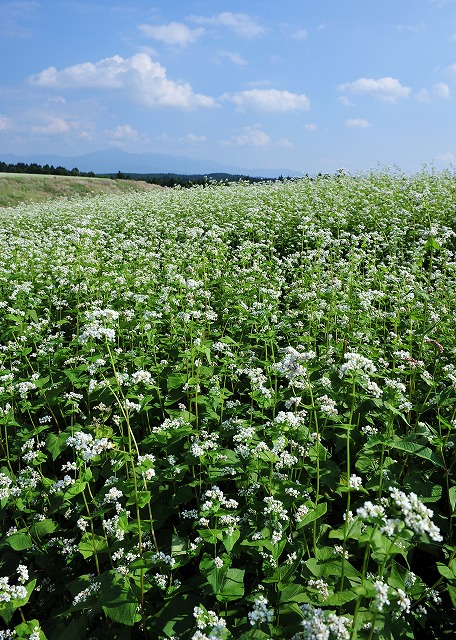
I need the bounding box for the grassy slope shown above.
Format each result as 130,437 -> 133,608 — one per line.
0,173 -> 164,207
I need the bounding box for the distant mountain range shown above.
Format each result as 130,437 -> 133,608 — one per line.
1,149 -> 297,178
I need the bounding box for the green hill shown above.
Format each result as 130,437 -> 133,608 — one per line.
0,173 -> 163,208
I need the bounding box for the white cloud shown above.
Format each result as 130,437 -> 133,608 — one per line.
431,0 -> 456,7
446,62 -> 456,76
416,88 -> 431,102
31,117 -> 72,135
291,28 -> 308,40
0,116 -> 12,132
304,123 -> 318,131
190,12 -> 266,38
224,126 -> 271,147
222,89 -> 310,112
434,82 -> 450,98
416,82 -> 450,101
396,23 -> 425,33
0,1 -> 39,38
338,77 -> 411,102
28,53 -> 216,109
184,133 -> 207,142
217,50 -> 247,66
139,22 -> 204,47
338,96 -> 355,107
277,137 -> 293,147
436,152 -> 456,162
110,124 -> 139,140
345,118 -> 370,128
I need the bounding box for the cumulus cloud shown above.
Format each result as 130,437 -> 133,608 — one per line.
304,123 -> 318,131
110,124 -> 139,140
28,53 -> 216,109
190,12 -> 266,38
224,125 -> 271,147
31,117 -> 72,135
416,82 -> 450,101
222,88 -> 310,112
345,118 -> 370,128
139,22 -> 204,47
338,77 -> 411,102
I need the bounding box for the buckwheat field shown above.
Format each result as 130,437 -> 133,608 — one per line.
0,170 -> 455,639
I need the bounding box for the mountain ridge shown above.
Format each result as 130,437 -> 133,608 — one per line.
1,149 -> 297,178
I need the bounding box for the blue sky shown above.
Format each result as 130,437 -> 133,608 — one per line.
1,0 -> 456,174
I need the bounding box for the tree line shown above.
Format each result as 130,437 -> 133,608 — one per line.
0,161 -> 96,177
0,161 -> 289,188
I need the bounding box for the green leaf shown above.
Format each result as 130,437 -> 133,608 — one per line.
27,309 -> 39,324
45,432 -> 69,460
436,562 -> 456,580
449,486 -> 456,513
323,590 -> 357,605
425,237 -> 441,251
6,532 -> 32,551
198,529 -> 222,544
171,533 -> 188,557
31,518 -> 57,538
217,568 -> 245,602
166,373 -> 187,391
296,502 -> 327,528
14,619 -> 47,640
78,533 -> 109,559
448,585 -> 456,609
222,529 -> 240,553
0,580 -> 37,624
280,583 -> 307,603
365,437 -> 444,468
103,601 -> 141,626
137,490 -> 151,508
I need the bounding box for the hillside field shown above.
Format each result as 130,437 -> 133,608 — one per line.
0,172 -> 455,639
0,173 -> 162,208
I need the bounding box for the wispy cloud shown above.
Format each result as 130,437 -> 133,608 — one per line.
277,137 -> 293,147
0,1 -> 39,37
291,28 -> 308,40
222,89 -> 310,112
434,82 -> 450,98
183,133 -> 207,143
345,118 -> 370,128
396,23 -> 425,33
189,12 -> 267,38
0,116 -> 12,131
223,125 -> 271,147
435,151 -> 456,162
28,54 -> 217,109
216,50 -> 248,66
338,77 -> 411,102
139,22 -> 204,47
430,0 -> 456,8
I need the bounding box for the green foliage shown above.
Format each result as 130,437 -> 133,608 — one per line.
0,171 -> 455,638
